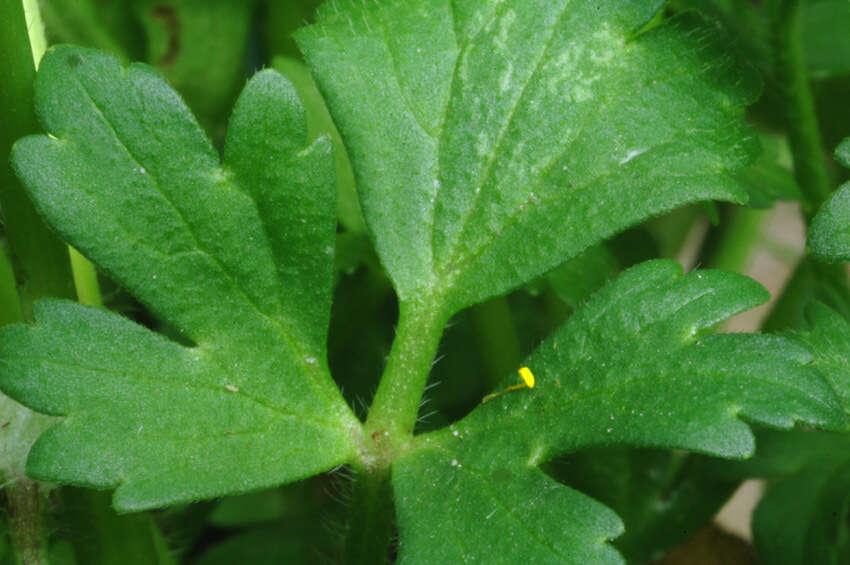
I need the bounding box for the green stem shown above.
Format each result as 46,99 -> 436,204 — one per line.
5,479 -> 48,565
0,245 -> 24,327
758,0 -> 845,330
773,0 -> 833,217
365,298 -> 448,440
343,469 -> 394,565
21,0 -> 47,64
24,0 -> 104,309
349,296 -> 448,564
468,297 -> 522,391
61,488 -> 176,565
0,0 -> 76,314
706,206 -> 770,273
69,248 -> 102,307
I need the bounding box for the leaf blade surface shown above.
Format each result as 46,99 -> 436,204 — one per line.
2,46 -> 358,510
298,1 -> 759,313
394,261 -> 844,563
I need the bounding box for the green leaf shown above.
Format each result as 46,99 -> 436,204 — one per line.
801,0 -> 850,79
271,56 -> 365,233
809,138 -> 850,261
297,1 -> 759,317
393,260 -> 844,564
40,0 -> 143,60
42,0 -> 257,129
753,459 -> 850,565
133,0 -> 257,125
209,488 -> 292,527
754,301 -> 850,564
734,132 -> 800,208
550,448 -> 738,564
193,526 -> 314,565
714,304 -> 850,565
725,430 -> 850,565
0,46 -> 360,511
546,244 -> 618,311
837,137 -> 850,169
789,301 -> 850,411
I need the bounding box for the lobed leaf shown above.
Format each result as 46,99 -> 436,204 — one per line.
393,260 -> 844,563
754,303 -> 850,564
0,46 -> 360,511
753,459 -> 850,565
551,448 -> 738,564
724,429 -> 850,565
298,0 -> 760,316
810,137 -> 850,261
710,303 -> 850,565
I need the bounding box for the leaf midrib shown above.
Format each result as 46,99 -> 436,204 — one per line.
10,355 -> 344,436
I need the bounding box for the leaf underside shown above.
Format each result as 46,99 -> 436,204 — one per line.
0,45 -> 358,511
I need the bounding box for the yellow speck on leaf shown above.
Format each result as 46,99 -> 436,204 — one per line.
518,366 -> 535,388
481,366 -> 536,403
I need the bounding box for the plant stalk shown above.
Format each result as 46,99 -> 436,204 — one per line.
62,488 -> 176,565
4,479 -> 48,565
69,248 -> 102,307
23,0 -> 104,311
773,0 -> 833,217
759,0 -> 849,331
0,246 -> 24,327
365,298 -> 448,440
0,0 -> 77,314
707,206 -> 771,273
343,468 -> 394,565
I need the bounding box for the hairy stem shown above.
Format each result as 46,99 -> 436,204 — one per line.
773,0 -> 833,217
5,479 -> 48,565
343,469 -> 394,565
365,298 -> 448,440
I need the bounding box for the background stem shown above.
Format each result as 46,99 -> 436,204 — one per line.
5,480 -> 48,565
69,248 -> 103,307
706,206 -> 770,273
0,0 -> 77,315
760,0 -> 850,330
773,0 -> 833,217
343,469 -> 394,565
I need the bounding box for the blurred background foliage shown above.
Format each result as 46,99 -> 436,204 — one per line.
2,0 -> 850,563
